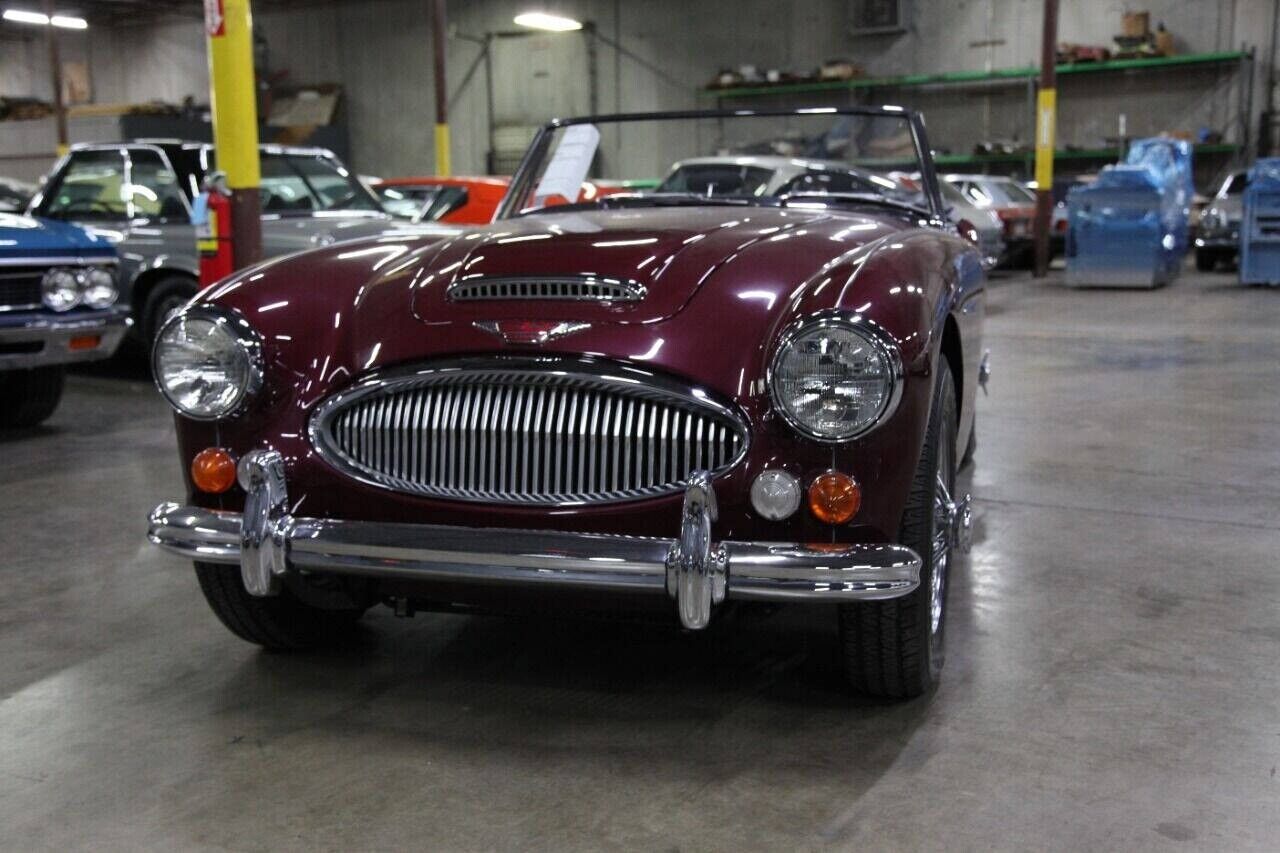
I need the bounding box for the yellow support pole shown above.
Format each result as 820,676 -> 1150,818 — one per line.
204,0 -> 262,267
434,123 -> 452,177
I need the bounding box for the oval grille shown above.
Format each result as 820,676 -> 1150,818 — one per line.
309,358 -> 748,505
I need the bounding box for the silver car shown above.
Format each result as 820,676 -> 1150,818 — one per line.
1195,170 -> 1245,271
27,141 -> 457,340
938,180 -> 1005,270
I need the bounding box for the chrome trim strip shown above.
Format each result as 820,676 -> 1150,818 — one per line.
0,256 -> 118,267
308,355 -> 750,506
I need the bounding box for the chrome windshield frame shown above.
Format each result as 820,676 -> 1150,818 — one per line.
495,106 -> 945,223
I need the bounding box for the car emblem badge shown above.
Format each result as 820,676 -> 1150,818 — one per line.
473,320 -> 591,346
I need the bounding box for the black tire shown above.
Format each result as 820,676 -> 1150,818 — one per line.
141,276 -> 198,342
0,365 -> 65,428
1194,249 -> 1218,272
838,365 -> 959,700
193,561 -> 366,650
961,413 -> 977,467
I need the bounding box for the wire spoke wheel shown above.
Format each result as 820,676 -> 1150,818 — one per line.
931,469 -> 954,637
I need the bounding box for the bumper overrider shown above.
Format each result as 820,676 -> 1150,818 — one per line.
148,450 -> 924,630
0,308 -> 131,369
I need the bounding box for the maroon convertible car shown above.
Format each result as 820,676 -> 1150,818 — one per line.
147,107 -> 987,699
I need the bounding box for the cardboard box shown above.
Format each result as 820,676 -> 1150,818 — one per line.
1122,11 -> 1150,37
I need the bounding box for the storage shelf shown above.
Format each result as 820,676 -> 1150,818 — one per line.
848,143 -> 1240,170
701,50 -> 1249,100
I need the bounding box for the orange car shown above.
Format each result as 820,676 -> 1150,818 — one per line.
371,176 -> 649,225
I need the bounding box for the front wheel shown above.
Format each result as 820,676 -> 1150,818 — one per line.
193,562 -> 368,650
0,365 -> 65,428
1194,249 -> 1220,272
141,276 -> 198,342
838,365 -> 960,700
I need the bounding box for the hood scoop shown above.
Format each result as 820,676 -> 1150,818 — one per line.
447,274 -> 646,303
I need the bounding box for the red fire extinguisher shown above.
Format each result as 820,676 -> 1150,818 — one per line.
194,171 -> 234,287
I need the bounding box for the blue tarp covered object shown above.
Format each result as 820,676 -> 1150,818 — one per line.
1065,137 -> 1193,287
1239,157 -> 1280,285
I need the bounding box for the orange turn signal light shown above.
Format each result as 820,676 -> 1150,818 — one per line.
808,471 -> 861,525
68,334 -> 101,351
191,447 -> 237,494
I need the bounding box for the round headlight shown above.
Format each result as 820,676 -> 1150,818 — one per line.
81,267 -> 118,309
42,268 -> 81,312
769,315 -> 902,442
152,308 -> 263,420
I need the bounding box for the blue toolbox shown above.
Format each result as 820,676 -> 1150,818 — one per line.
1066,137 -> 1193,288
1239,158 -> 1280,285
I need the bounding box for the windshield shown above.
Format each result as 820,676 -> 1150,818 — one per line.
1221,172 -> 1248,196
259,152 -> 382,214
501,110 -> 934,218
205,150 -> 382,215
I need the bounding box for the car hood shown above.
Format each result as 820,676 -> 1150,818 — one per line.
409,206 -> 856,325
260,212 -> 460,257
204,203 -> 944,414
0,212 -> 115,257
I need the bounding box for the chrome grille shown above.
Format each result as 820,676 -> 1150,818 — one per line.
310,358 -> 747,505
0,268 -> 44,311
447,275 -> 646,303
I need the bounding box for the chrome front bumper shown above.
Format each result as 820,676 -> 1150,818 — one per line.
0,309 -> 131,369
148,450 -> 922,630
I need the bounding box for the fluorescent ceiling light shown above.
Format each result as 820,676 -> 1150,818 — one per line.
3,9 -> 50,24
514,11 -> 582,31
2,8 -> 87,28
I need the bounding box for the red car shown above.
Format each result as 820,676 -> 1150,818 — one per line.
148,107 -> 985,700
372,175 -> 641,225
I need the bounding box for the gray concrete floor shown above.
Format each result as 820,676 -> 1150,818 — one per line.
2,266 -> 1279,851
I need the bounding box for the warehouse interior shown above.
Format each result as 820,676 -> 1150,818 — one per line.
2,0 -> 1279,848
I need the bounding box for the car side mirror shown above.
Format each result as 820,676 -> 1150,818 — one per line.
956,218 -> 981,246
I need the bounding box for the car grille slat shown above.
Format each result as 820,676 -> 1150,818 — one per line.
311,360 -> 748,505
0,269 -> 44,311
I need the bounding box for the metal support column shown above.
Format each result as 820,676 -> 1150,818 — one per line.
43,0 -> 68,156
205,0 -> 262,269
431,0 -> 450,176
1033,0 -> 1059,278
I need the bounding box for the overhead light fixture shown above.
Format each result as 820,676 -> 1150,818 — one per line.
3,8 -> 88,28
513,11 -> 582,32
3,8 -> 49,24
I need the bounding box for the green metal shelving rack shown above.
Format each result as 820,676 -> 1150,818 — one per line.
702,49 -> 1255,177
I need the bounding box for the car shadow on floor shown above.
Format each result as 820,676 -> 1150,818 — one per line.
209,603 -> 933,821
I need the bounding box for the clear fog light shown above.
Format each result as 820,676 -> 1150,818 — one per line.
81,267 -> 118,309
41,268 -> 81,311
750,469 -> 801,521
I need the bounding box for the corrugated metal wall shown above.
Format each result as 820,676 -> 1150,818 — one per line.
0,0 -> 1272,185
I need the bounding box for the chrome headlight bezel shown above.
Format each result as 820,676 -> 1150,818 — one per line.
151,305 -> 265,421
81,266 -> 119,309
767,312 -> 904,443
41,267 -> 82,312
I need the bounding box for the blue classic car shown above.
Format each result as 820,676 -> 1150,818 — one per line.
0,213 -> 130,427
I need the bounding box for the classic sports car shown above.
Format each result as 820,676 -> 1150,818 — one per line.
1,212 -> 129,427
147,107 -> 986,699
